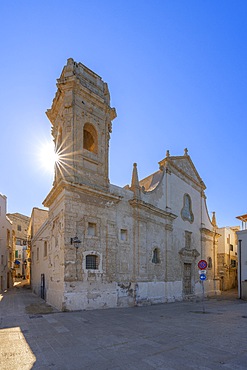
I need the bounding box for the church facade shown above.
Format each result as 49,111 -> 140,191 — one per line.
31,58 -> 220,311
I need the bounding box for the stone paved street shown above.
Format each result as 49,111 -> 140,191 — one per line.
0,285 -> 246,370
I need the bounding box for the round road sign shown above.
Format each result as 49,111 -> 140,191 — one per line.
200,274 -> 206,281
198,260 -> 207,270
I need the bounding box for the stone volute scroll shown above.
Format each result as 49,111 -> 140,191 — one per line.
181,193 -> 194,223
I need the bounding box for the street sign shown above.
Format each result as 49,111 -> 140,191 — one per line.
200,274 -> 206,281
198,260 -> 207,270
199,270 -> 207,275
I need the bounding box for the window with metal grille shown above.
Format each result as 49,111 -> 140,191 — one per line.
86,255 -> 99,269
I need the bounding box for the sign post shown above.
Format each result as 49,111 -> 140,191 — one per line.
198,260 -> 207,313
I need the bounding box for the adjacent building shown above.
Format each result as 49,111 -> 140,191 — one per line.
7,213 -> 30,280
30,59 -> 221,311
0,194 -> 14,291
236,214 -> 247,299
27,207 -> 48,286
216,226 -> 239,291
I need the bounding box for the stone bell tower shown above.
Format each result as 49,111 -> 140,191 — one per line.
46,58 -> 117,191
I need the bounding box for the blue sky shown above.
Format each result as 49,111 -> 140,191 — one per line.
0,1 -> 246,227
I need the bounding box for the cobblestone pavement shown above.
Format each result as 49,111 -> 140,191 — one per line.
0,286 -> 246,370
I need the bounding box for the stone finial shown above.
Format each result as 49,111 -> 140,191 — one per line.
211,211 -> 217,227
67,58 -> 74,65
130,163 -> 141,199
184,148 -> 188,156
166,150 -> 170,158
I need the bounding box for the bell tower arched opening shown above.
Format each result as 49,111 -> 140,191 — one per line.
83,123 -> 98,154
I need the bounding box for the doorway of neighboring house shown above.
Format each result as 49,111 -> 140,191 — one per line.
0,276 -> 3,291
41,273 -> 45,300
7,272 -> 10,289
183,263 -> 192,295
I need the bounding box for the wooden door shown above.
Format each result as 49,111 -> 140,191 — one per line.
183,263 -> 192,295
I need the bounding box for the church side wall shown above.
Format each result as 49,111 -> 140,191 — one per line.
31,226 -> 50,298
46,194 -> 66,310
62,181 -> 186,311
32,192 -> 66,311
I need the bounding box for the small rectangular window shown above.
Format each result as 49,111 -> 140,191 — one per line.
15,250 -> 18,258
44,241 -> 47,257
207,257 -> 212,269
231,259 -> 236,268
120,229 -> 127,241
185,231 -> 192,249
1,255 -> 3,265
152,248 -> 160,264
37,247 -> 39,261
88,222 -> 96,236
17,225 -> 21,231
230,244 -> 233,251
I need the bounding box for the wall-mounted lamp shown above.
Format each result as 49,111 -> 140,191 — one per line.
70,236 -> 81,248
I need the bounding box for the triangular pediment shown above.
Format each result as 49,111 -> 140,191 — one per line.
159,154 -> 206,189
171,157 -> 200,181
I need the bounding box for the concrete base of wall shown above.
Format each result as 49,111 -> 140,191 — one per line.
241,281 -> 247,300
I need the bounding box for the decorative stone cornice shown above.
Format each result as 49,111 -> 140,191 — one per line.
179,247 -> 200,259
129,199 -> 177,221
46,58 -> 117,126
43,179 -> 122,208
165,224 -> 173,231
43,182 -> 64,208
200,227 -> 221,239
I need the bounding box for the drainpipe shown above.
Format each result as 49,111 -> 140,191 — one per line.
213,230 -> 216,294
239,239 -> 242,299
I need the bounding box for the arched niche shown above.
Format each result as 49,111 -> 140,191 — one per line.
83,123 -> 98,154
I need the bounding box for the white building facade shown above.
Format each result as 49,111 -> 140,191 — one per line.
236,214 -> 247,299
7,213 -> 30,280
0,194 -> 13,291
31,59 -> 220,311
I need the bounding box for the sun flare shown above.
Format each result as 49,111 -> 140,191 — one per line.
38,141 -> 59,173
